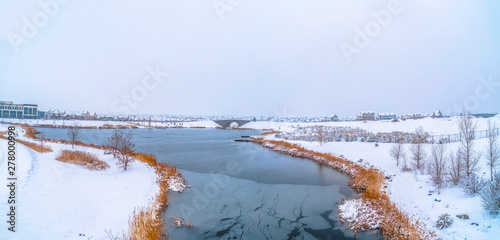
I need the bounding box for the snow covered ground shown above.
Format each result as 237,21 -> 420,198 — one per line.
0,124 -> 158,240
263,116 -> 500,240
243,115 -> 500,135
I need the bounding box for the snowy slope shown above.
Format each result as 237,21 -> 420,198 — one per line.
243,116 -> 500,135
0,126 -> 158,240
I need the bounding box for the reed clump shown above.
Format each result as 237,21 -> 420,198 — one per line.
56,150 -> 109,170
258,138 -> 435,240
126,153 -> 185,240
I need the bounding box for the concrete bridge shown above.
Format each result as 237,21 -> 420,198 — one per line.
214,120 -> 251,129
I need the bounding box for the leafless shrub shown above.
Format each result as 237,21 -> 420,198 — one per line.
486,120 -> 499,181
67,123 -> 81,148
435,213 -> 453,229
105,131 -> 122,158
460,173 -> 484,196
410,126 -> 427,172
39,131 -> 47,154
316,125 -> 325,145
449,150 -> 464,185
457,113 -> 480,177
481,172 -> 500,215
390,134 -> 405,166
105,229 -> 123,240
112,131 -> 135,170
400,155 -> 412,172
428,143 -> 447,191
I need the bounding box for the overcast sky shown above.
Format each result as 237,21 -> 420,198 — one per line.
1,0 -> 499,117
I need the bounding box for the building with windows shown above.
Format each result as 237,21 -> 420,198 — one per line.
357,111 -> 375,121
0,101 -> 38,119
378,112 -> 397,121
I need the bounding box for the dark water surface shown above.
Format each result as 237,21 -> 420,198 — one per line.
37,128 -> 381,240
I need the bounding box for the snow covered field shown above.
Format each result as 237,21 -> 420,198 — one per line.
243,115 -> 500,135
263,116 -> 500,240
0,124 -> 158,240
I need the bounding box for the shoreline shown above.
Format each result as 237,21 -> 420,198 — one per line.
4,123 -> 438,239
2,123 -> 185,239
251,134 -> 436,240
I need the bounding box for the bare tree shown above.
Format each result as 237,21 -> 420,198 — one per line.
67,123 -> 80,148
390,133 -> 405,166
457,113 -> 480,177
410,126 -> 427,172
486,120 -> 499,181
39,131 -> 47,153
105,131 -> 122,158
428,143 -> 447,191
316,125 -> 326,146
115,131 -> 135,170
449,149 -> 463,185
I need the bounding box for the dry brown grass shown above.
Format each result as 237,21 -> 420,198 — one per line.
134,153 -> 158,166
56,150 -> 109,170
126,153 -> 185,240
126,125 -> 139,129
47,138 -> 106,150
15,124 -> 39,139
0,133 -> 53,153
258,139 -> 436,240
261,130 -> 281,136
127,207 -> 166,240
98,124 -> 130,129
19,139 -> 53,153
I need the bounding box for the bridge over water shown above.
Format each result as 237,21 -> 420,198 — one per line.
214,120 -> 251,129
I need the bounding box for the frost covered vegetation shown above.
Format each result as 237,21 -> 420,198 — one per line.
277,126 -> 433,143
256,138 -> 436,239
481,172 -> 500,215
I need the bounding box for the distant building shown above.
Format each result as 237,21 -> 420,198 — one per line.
357,111 -> 375,121
411,113 -> 425,119
43,109 -> 66,120
331,114 -> 339,122
0,101 -> 38,119
378,113 -> 397,121
432,110 -> 443,118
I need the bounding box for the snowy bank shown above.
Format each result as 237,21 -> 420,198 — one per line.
0,124 -> 158,240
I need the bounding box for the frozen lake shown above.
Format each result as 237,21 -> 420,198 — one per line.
37,128 -> 381,239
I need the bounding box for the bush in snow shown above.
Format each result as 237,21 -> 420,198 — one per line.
435,213 -> 453,229
448,150 -> 464,186
481,172 -> 500,215
428,143 -> 447,191
460,173 -> 485,196
410,126 -> 427,172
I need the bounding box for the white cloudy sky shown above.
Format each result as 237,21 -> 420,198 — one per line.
0,0 -> 499,116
